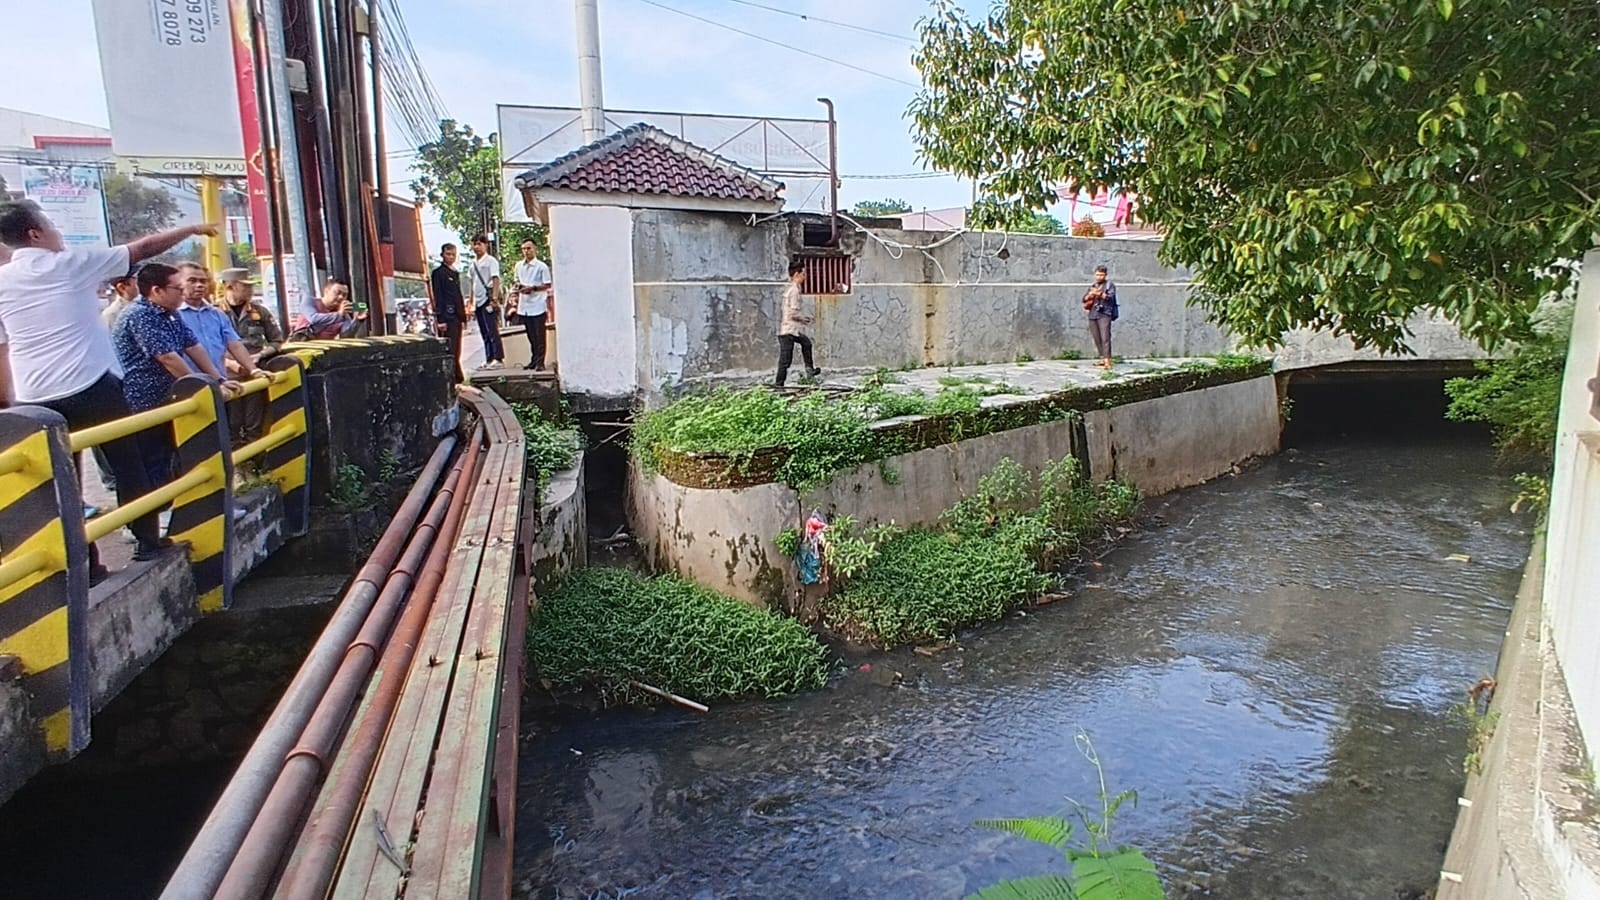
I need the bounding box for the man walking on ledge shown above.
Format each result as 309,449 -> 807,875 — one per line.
774,259 -> 820,387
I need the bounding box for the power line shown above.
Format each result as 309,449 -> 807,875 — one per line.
630,0 -> 920,88
709,0 -> 912,44
843,171 -> 951,180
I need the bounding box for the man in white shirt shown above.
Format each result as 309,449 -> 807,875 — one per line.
0,201 -> 219,573
467,233 -> 504,369
101,273 -> 138,329
512,238 -> 552,371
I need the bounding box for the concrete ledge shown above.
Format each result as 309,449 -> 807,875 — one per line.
87,548 -> 199,711
0,677 -> 45,807
1438,542 -> 1600,898
532,457 -> 587,594
630,375 -> 1281,607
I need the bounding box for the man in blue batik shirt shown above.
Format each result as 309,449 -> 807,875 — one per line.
175,263 -> 266,382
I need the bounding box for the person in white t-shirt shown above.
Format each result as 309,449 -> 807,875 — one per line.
0,200 -> 220,575
101,273 -> 139,329
512,238 -> 552,371
466,234 -> 504,369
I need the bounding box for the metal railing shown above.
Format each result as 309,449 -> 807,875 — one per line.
0,353 -> 313,758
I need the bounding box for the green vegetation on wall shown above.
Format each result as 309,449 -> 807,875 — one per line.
818,458 -> 1140,647
632,356 -> 1268,491
1445,304 -> 1571,463
509,402 -> 583,502
528,568 -> 831,706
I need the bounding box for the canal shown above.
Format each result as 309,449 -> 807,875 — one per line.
512,381 -> 1531,899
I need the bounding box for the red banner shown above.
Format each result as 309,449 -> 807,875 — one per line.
226,0 -> 273,254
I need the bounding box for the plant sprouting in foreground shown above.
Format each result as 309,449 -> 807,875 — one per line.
968,733 -> 1164,900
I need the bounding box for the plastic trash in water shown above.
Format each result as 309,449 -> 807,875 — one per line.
797,511 -> 829,585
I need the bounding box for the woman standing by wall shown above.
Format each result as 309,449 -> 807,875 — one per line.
1083,264 -> 1118,369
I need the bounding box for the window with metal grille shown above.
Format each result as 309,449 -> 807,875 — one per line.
801,255 -> 852,295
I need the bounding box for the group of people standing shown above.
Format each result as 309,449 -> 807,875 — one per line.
771,260 -> 1120,385
428,234 -> 551,382
0,200 -> 373,582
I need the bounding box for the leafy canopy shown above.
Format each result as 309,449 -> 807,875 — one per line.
103,173 -> 180,245
911,0 -> 1600,351
412,119 -> 548,259
851,197 -> 913,217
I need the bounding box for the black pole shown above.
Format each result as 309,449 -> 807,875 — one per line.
248,0 -> 291,329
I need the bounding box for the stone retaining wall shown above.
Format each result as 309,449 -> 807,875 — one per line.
629,374 -> 1281,607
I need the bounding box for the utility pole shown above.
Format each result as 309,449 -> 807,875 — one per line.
261,0 -> 319,316
575,0 -> 605,142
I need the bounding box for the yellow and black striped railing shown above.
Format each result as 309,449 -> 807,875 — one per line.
0,358 -> 312,758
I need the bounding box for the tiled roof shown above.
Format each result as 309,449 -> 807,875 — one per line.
514,124 -> 784,203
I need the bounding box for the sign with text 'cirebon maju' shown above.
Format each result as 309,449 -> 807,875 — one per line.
90,0 -> 245,177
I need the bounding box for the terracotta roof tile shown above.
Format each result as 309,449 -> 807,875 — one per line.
514,124 -> 784,203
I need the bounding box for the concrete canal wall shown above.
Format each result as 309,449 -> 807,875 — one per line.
629,374 -> 1281,608
550,207 -> 1485,409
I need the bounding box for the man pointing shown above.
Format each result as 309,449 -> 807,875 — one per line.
0,201 -> 220,571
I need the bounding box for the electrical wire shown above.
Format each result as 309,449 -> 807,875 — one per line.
629,0 -> 920,88
708,0 -> 912,44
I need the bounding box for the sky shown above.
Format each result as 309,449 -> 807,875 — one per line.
0,0 -> 990,247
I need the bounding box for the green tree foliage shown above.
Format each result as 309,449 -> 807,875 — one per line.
102,173 -> 180,244
1011,211 -> 1065,235
910,0 -> 1600,351
412,119 -> 548,260
1445,302 -> 1571,462
851,197 -> 913,217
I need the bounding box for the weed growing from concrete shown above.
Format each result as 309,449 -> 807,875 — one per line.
510,403 -> 584,504
528,568 -> 831,706
328,460 -> 369,511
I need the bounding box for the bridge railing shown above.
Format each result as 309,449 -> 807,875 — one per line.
0,355 -> 312,759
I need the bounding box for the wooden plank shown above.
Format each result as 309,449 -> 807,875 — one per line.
329,391 -> 530,900
476,492 -> 538,899
405,435 -> 524,895
330,445 -> 496,899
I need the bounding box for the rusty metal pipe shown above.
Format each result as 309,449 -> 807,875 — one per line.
272,428 -> 485,899
216,444 -> 474,898
161,436 -> 457,900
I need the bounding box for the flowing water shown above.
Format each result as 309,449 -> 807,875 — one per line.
514,417 -> 1530,898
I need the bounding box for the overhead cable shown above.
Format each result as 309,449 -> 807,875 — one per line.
709,0 -> 912,44
630,0 -> 920,88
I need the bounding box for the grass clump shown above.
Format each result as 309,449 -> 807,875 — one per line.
824,529 -> 1045,646
529,568 -> 831,706
818,458 -> 1140,647
510,402 -> 584,502
632,388 -> 875,490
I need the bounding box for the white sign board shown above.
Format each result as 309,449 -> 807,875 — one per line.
21,166 -> 110,248
497,105 -> 833,220
91,0 -> 244,174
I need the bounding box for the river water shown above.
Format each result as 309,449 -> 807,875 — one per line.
514,421 -> 1531,897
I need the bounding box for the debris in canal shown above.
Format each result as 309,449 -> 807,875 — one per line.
528,568 -> 831,706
